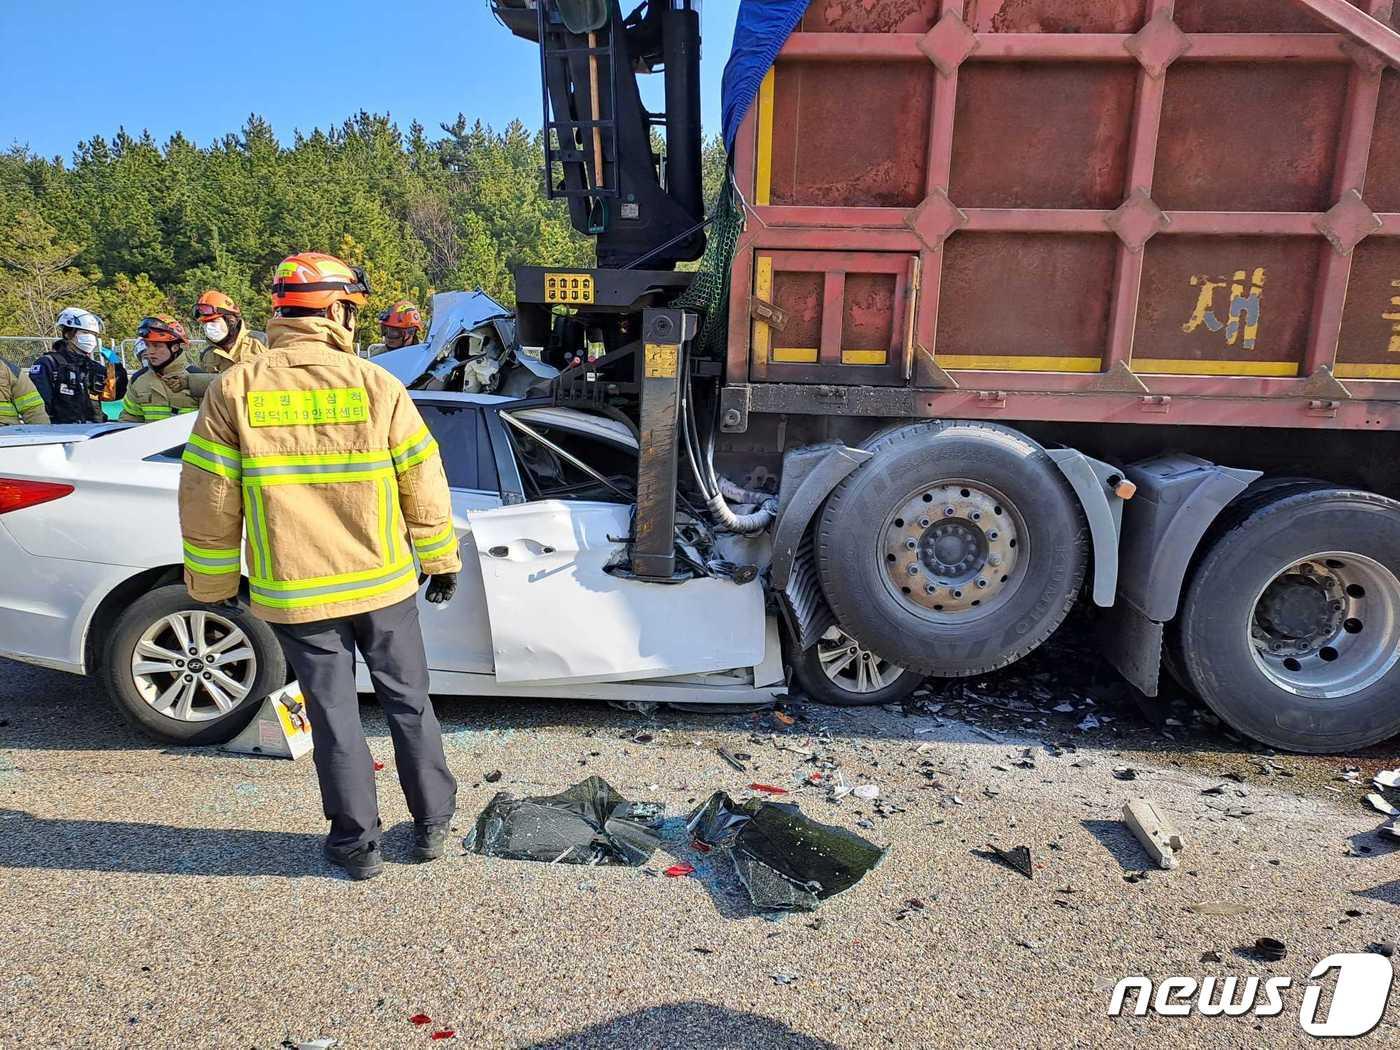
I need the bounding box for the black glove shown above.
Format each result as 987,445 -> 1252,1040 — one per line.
425,573 -> 458,604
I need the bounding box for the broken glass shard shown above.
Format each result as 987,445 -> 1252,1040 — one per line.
463,776 -> 662,867
685,791 -> 886,911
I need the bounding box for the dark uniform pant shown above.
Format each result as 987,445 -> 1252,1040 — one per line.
272,596 -> 456,850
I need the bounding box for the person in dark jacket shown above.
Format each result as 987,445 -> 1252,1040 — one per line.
29,307 -> 113,424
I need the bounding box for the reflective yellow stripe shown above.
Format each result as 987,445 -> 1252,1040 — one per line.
415,535 -> 458,561
122,396 -> 143,417
0,403 -> 17,419
183,537 -> 241,575
413,524 -> 456,560
144,405 -> 174,418
14,391 -> 42,411
242,450 -> 391,467
244,467 -> 394,487
188,433 -> 240,461
391,425 -> 431,460
249,557 -> 416,609
182,446 -> 241,480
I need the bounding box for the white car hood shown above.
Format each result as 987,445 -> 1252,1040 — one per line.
373,290 -> 513,386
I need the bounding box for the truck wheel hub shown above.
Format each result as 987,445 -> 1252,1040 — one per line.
1255,573 -> 1335,645
1249,553 -> 1400,698
883,483 -> 1021,615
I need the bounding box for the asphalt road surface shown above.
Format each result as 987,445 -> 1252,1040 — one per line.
1,652 -> 1398,1050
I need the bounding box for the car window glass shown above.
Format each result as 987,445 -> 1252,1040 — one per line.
509,421 -> 636,502
418,403 -> 498,492
147,445 -> 185,463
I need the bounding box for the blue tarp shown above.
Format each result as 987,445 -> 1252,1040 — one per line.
720,0 -> 811,151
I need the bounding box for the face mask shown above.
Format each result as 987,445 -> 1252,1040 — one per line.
72,331 -> 99,355
203,318 -> 230,343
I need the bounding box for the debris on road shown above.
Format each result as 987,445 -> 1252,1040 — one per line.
664,863 -> 695,878
292,1039 -> 337,1050
1112,767 -> 1138,781
985,844 -> 1034,879
1200,951 -> 1223,964
483,770 -> 502,783
1253,937 -> 1288,961
1186,901 -> 1250,917
1077,714 -> 1101,732
464,776 -> 662,866
749,783 -> 789,796
852,784 -> 880,801
685,791 -> 885,911
718,748 -> 746,772
1365,792 -> 1398,817
771,971 -> 797,985
1380,821 -> 1400,843
1374,769 -> 1400,789
1122,799 -> 1184,870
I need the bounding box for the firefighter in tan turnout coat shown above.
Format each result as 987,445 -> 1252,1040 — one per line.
177,251 -> 462,880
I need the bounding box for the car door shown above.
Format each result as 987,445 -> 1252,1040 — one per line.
411,398 -> 504,674
467,411 -> 766,685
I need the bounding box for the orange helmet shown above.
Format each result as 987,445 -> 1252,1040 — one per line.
137,315 -> 188,345
270,252 -> 371,312
193,290 -> 242,322
378,300 -> 425,337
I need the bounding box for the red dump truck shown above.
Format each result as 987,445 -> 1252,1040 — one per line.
488,0 -> 1400,753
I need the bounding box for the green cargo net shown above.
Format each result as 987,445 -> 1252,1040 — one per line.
675,175 -> 745,363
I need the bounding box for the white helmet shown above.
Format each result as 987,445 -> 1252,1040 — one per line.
55,307 -> 103,336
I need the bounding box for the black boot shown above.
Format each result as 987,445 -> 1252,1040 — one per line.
412,824 -> 449,862
324,840 -> 385,880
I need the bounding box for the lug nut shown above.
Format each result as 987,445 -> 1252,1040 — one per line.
945,507 -> 955,516
188,648 -> 198,656
988,555 -> 1002,567
201,672 -> 211,680
175,659 -> 185,668
976,579 -> 988,588
919,517 -> 931,528
988,531 -> 999,540
183,674 -> 193,682
906,539 -> 917,550
907,564 -> 920,576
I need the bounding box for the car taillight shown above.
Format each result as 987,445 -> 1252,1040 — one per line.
0,478 -> 75,514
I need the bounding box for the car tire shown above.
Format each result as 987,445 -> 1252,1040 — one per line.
1179,488 -> 1400,753
789,625 -> 924,707
100,584 -> 286,745
815,421 -> 1087,677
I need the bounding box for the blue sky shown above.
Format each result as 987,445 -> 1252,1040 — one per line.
0,0 -> 741,159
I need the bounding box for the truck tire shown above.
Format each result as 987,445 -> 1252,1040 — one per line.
790,625 -> 924,707
815,421 -> 1087,677
1179,488 -> 1400,753
101,584 -> 285,745
1164,477 -> 1328,697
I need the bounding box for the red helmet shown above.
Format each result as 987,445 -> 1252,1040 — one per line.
137,315 -> 188,345
193,290 -> 242,322
378,300 -> 425,338
271,252 -> 371,311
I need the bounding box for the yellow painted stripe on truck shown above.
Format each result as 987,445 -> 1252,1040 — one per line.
841,349 -> 889,366
938,355 -> 1103,373
754,255 -> 773,363
756,68 -> 774,206
1334,363 -> 1400,380
1133,358 -> 1299,377
772,347 -> 819,364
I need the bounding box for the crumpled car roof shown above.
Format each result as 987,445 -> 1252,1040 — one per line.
372,289 -> 512,386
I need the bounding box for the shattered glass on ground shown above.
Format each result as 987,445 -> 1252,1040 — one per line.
686,792 -> 886,912
464,776 -> 663,866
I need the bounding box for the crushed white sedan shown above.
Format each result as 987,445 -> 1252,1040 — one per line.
0,392 -> 912,745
